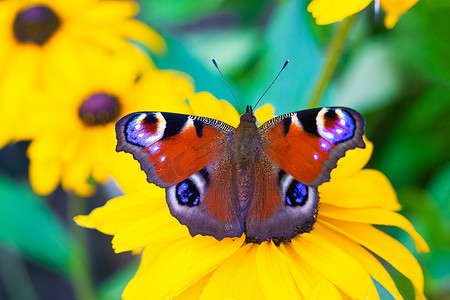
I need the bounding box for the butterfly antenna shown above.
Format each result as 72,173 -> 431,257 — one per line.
212,58 -> 243,113
253,59 -> 289,110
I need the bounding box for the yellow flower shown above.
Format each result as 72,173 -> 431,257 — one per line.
26,52 -> 193,196
0,0 -> 165,147
76,94 -> 429,299
308,0 -> 419,29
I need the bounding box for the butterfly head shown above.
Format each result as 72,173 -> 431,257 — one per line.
240,105 -> 256,125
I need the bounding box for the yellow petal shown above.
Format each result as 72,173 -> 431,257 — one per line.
320,205 -> 429,252
254,103 -> 275,124
116,20 -> 167,54
28,154 -> 62,196
314,221 -> 403,300
128,69 -> 193,113
320,169 -> 401,211
200,243 -> 264,300
108,153 -> 150,194
93,51 -> 141,93
43,35 -> 88,90
310,284 -> 344,300
380,0 -> 419,29
81,0 -> 138,21
143,235 -> 245,299
112,209 -> 190,253
122,244 -> 175,300
321,218 -> 426,299
256,241 -> 301,299
291,232 -> 380,300
177,274 -> 211,300
76,27 -> 131,54
74,188 -> 166,235
27,140 -> 62,196
307,0 -> 372,25
187,92 -> 240,127
1,45 -> 41,105
280,243 -> 342,299
330,137 -> 373,179
61,149 -> 94,197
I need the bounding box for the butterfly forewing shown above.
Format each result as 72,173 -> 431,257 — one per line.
259,107 -> 365,187
116,111 -> 234,187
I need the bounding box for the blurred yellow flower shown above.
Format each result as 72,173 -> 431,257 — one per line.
26,53 -> 193,196
0,0 -> 165,147
308,0 -> 419,29
76,94 -> 429,299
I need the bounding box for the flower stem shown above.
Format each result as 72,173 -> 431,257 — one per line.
0,247 -> 39,300
307,15 -> 357,108
68,194 -> 96,300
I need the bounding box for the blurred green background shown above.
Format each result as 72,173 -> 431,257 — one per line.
0,0 -> 448,299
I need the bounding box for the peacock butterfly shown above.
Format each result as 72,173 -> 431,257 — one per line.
115,104 -> 365,243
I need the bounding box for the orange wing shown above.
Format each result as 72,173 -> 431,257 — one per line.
245,153 -> 318,241
116,112 -> 234,187
259,107 -> 365,186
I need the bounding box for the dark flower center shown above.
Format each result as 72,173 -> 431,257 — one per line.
78,93 -> 121,126
13,5 -> 61,45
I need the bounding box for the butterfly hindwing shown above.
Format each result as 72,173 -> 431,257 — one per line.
245,153 -> 318,241
116,112 -> 234,187
165,157 -> 244,240
259,107 -> 365,186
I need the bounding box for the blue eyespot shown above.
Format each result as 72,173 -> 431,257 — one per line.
321,110 -> 355,144
125,113 -> 162,147
285,181 -> 308,207
175,179 -> 200,207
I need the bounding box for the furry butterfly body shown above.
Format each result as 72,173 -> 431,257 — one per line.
116,106 -> 365,242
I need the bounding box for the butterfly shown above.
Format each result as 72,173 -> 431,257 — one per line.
115,105 -> 365,242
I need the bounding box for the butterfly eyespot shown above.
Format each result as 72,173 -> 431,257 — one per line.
285,181 -> 308,207
317,108 -> 356,143
124,113 -> 167,147
175,179 -> 201,207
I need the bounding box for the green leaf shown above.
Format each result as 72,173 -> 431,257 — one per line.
180,28 -> 259,74
98,261 -> 139,300
395,186 -> 449,299
428,162 -> 450,219
329,40 -> 401,113
0,177 -> 73,273
389,0 -> 450,83
150,36 -> 238,103
245,0 -> 323,113
139,0 -> 225,24
374,87 -> 449,188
